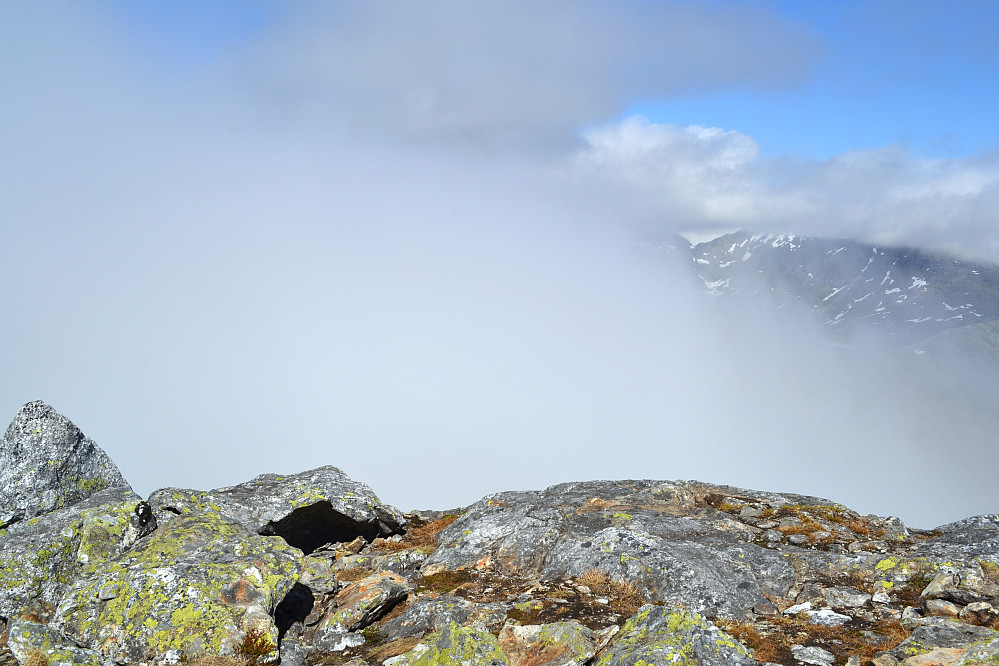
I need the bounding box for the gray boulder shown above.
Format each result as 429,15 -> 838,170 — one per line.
422,480 -> 801,619
0,401 -> 131,529
149,465 -> 405,553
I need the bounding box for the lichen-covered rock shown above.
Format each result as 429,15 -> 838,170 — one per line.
887,616 -> 999,662
920,565 -> 999,606
383,622 -> 509,665
593,605 -> 756,666
7,618 -> 110,666
148,465 -> 405,553
0,487 -> 145,618
51,511 -> 302,664
499,621 -> 596,666
0,401 -> 131,529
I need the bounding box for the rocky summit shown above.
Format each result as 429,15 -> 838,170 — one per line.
2,403 -> 998,666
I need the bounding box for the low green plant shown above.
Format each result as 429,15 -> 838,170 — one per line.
233,628 -> 275,666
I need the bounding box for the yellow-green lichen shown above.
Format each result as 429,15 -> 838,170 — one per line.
55,512 -> 301,662
392,622 -> 509,665
875,557 -> 898,571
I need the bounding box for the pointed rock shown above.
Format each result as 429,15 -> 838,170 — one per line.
0,401 -> 131,528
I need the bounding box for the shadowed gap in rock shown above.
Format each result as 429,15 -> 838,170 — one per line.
275,582 -> 315,640
259,500 -> 382,554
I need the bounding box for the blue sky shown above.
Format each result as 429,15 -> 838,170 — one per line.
3,1 -> 999,526
103,0 -> 999,160
633,1 -> 999,158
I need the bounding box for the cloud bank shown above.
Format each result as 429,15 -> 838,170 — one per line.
2,2 -> 998,527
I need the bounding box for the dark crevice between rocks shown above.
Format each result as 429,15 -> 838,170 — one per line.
275,582 -> 315,640
259,500 -> 384,554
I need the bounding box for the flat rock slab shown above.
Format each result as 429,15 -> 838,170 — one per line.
0,401 -> 131,528
149,465 -> 405,553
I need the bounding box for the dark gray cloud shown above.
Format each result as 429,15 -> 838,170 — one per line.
244,0 -> 816,150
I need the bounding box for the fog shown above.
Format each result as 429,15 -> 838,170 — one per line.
2,2 -> 998,528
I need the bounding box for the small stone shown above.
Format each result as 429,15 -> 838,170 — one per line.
805,609 -> 851,626
924,599 -> 961,617
753,602 -> 778,616
791,644 -> 836,665
873,589 -> 891,604
740,506 -> 763,519
785,602 -> 813,615
959,601 -> 999,626
788,534 -> 811,546
870,654 -> 899,666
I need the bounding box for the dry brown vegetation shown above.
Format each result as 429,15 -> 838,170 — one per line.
364,635 -> 422,662
23,648 -> 49,666
416,569 -> 475,595
184,657 -> 248,666
576,568 -> 647,617
336,565 -> 375,583
369,514 -> 460,554
715,615 -> 910,665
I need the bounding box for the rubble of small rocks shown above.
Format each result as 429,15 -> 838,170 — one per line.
1,402 -> 998,666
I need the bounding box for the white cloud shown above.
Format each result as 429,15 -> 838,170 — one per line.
569,116 -> 999,260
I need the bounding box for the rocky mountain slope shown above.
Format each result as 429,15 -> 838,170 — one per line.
2,402 -> 999,666
688,232 -> 999,357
